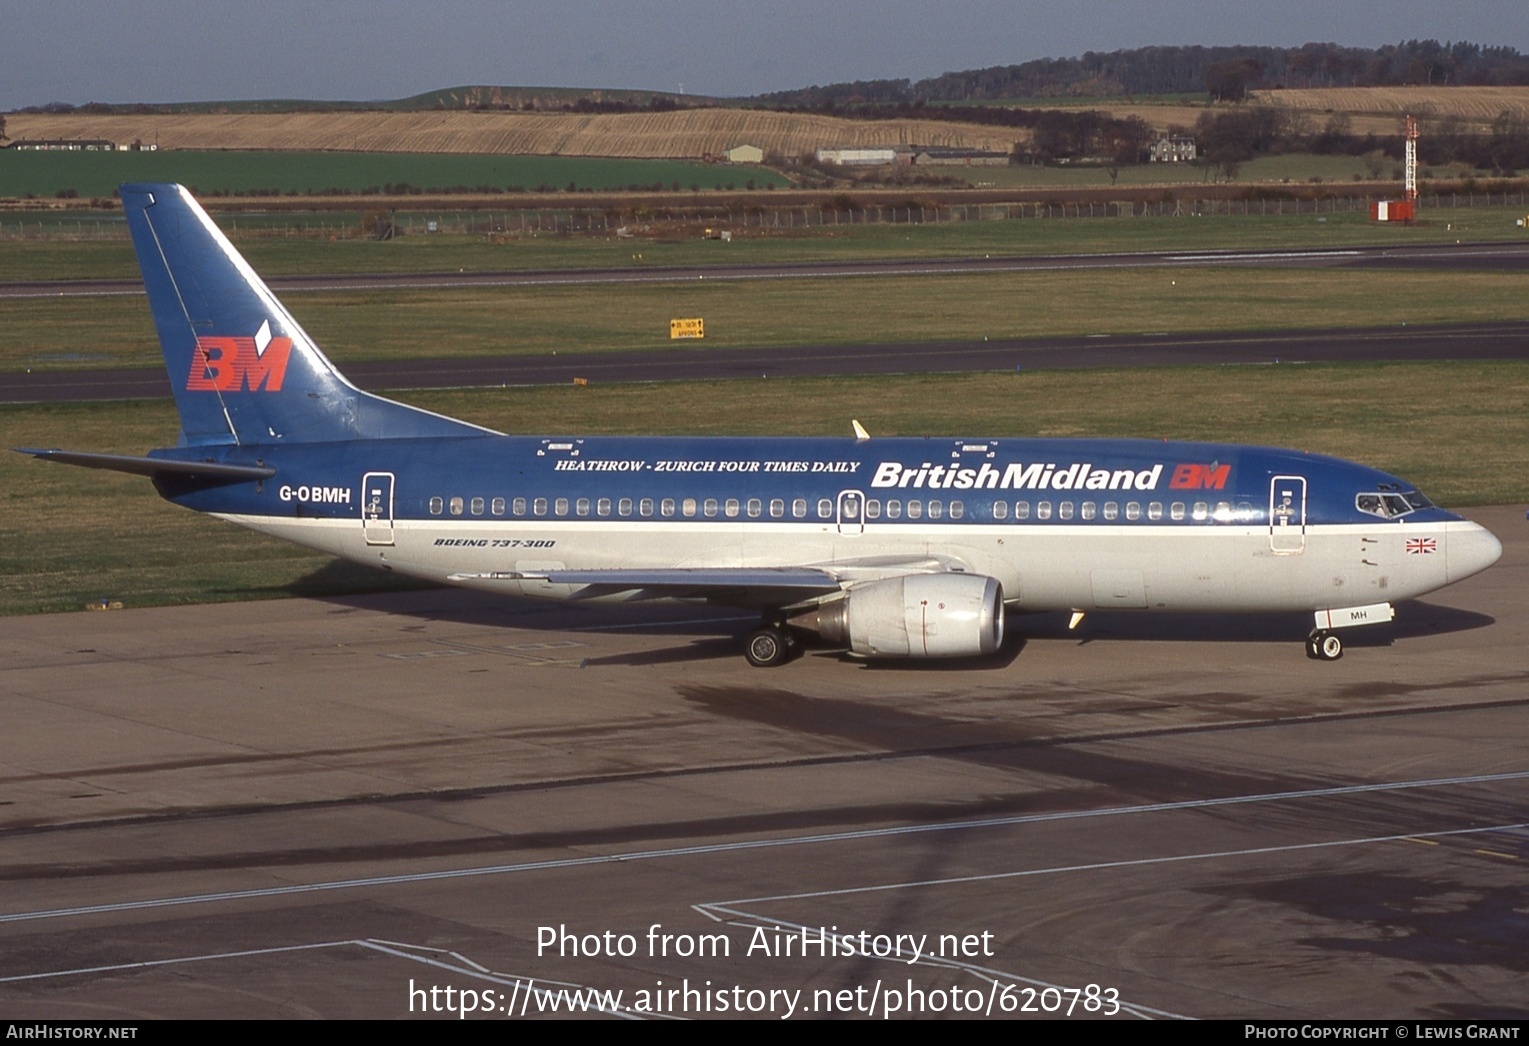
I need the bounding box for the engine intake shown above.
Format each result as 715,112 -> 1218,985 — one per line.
795,574 -> 1005,658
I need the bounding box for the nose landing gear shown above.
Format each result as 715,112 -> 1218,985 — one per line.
1306,629 -> 1343,661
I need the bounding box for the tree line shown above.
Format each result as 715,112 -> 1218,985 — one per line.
758,40 -> 1529,106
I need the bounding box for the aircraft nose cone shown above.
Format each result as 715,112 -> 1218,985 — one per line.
1447,522 -> 1503,584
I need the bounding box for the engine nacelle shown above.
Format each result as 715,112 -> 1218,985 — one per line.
796,574 -> 1005,658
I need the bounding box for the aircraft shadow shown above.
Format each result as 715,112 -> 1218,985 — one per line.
297,565 -> 1494,664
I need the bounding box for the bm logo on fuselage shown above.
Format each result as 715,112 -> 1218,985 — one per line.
1168,463 -> 1230,490
187,334 -> 293,392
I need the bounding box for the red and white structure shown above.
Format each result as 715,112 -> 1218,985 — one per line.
1372,115 -> 1418,222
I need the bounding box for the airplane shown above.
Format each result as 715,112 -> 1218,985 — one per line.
19,184 -> 1503,667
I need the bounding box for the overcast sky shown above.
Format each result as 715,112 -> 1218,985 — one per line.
4,0 -> 1526,109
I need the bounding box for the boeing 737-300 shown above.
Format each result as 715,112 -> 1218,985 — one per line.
18,184 -> 1504,666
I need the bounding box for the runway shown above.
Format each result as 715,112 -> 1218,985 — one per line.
7,321 -> 1529,404
5,240 -> 1529,301
1,505 -> 1523,1019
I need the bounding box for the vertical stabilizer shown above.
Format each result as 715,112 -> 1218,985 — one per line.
120,184 -> 494,446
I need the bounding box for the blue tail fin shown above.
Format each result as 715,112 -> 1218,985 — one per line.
120,184 -> 494,447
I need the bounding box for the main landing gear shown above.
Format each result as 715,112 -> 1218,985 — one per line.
1306,629 -> 1343,661
744,620 -> 800,668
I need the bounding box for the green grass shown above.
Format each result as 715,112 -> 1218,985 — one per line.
5,264 -> 1526,373
6,202 -> 1528,285
952,153 -> 1494,188
3,361 -> 1525,615
0,150 -> 789,199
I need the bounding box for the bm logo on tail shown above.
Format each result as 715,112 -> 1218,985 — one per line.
187,320 -> 292,392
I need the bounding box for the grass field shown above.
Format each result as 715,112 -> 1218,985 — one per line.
5,262 -> 1526,373
4,202 -> 1528,286
0,150 -> 791,199
4,109 -> 1022,161
3,361 -> 1525,615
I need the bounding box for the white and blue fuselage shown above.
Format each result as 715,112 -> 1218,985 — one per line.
22,185 -> 1502,666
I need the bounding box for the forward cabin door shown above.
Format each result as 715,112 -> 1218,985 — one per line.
1269,475 -> 1306,554
362,471 -> 396,546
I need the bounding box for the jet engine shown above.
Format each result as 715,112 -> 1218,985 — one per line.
794,574 -> 1005,658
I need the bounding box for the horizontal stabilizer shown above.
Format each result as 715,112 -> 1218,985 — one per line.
15,448 -> 275,481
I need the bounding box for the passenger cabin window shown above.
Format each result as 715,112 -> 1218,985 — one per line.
992,501 -> 1008,521
554,498 -> 569,516
747,499 -> 761,518
770,499 -> 785,518
865,500 -> 881,520
597,498 -> 611,517
470,497 -> 484,516
906,500 -> 922,520
660,498 -> 675,517
533,497 -> 547,516
885,500 -> 901,519
450,496 -> 464,516
793,499 -> 807,519
513,497 -> 526,516
429,497 -> 444,515
1125,502 -> 1141,521
576,498 -> 590,517
619,498 -> 633,517
1170,502 -> 1185,521
491,497 -> 505,516
1036,501 -> 1052,520
1148,502 -> 1163,521
949,501 -> 964,520
1081,502 -> 1096,520
641,498 -> 655,517
1058,501 -> 1074,520
1192,501 -> 1208,521
817,499 -> 833,519
1014,502 -> 1030,521
683,498 -> 697,517
927,500 -> 942,520
703,498 -> 718,518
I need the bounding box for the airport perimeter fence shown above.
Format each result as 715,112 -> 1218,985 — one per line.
4,190 -> 1526,241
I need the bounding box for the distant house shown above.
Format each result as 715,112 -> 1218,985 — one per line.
1150,136 -> 1196,163
724,144 -> 764,164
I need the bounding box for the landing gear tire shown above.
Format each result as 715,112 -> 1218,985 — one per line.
1307,630 -> 1343,661
745,626 -> 792,668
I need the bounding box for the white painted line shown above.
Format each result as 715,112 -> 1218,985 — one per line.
3,769 -> 1524,926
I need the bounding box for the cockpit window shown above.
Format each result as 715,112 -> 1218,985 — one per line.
1355,491 -> 1430,519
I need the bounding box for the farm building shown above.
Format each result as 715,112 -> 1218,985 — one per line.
815,145 -> 913,166
724,144 -> 764,163
6,139 -> 120,151
913,147 -> 1009,166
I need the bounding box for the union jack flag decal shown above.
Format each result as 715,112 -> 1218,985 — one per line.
1406,537 -> 1438,555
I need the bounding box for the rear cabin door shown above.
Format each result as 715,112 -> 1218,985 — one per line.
362,471 -> 395,546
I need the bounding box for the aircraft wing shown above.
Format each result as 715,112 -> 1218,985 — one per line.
449,556 -> 966,606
